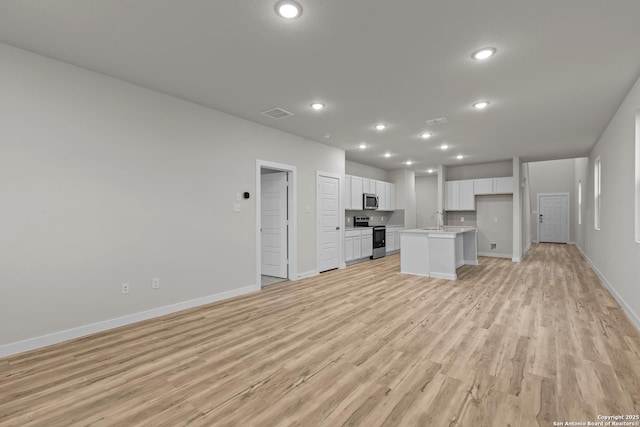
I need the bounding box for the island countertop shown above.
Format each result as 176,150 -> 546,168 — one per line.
400,226 -> 477,235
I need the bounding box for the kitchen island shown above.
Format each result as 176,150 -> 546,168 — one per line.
400,227 -> 478,280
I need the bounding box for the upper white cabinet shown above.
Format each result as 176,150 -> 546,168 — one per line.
445,180 -> 475,211
473,178 -> 493,195
448,176 -> 514,211
493,177 -> 513,194
344,174 -> 395,211
473,177 -> 514,195
350,176 -> 363,210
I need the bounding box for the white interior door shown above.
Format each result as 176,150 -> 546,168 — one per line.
538,194 -> 568,243
318,175 -> 340,272
261,171 -> 288,278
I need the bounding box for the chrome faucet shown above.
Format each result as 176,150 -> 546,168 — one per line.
434,211 -> 444,230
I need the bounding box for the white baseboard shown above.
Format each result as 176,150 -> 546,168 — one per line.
572,243 -> 640,331
523,242 -> 531,257
430,272 -> 457,280
339,263 -> 347,269
0,284 -> 260,359
478,252 -> 512,259
512,256 -> 522,262
297,270 -> 318,280
464,260 -> 479,265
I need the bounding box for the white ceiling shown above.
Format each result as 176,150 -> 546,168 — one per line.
1,1 -> 639,174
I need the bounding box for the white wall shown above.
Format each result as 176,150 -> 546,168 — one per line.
0,43 -> 345,348
415,176 -> 438,228
521,163 -> 532,255
528,159 -> 576,241
389,169 -> 416,229
445,161 -> 512,180
345,160 -> 389,181
583,73 -> 640,328
573,157 -> 589,249
477,196 -> 514,257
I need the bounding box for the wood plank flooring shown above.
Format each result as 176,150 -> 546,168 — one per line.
1,243 -> 639,426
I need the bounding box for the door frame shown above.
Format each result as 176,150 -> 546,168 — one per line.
537,192 -> 570,243
256,160 -> 298,288
316,171 -> 345,272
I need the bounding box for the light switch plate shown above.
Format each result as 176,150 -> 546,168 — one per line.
493,217 -> 498,222
234,203 -> 241,212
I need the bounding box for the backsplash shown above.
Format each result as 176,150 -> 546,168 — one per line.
345,209 -> 405,227
446,211 -> 477,226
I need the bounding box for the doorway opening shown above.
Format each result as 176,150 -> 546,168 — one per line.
256,160 -> 297,288
537,193 -> 570,243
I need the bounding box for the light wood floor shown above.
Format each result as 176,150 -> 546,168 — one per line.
2,244 -> 640,426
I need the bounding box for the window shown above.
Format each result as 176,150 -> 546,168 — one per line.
636,112 -> 640,242
594,156 -> 601,230
578,180 -> 582,225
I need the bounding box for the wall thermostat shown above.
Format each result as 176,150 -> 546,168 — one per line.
243,192 -> 250,199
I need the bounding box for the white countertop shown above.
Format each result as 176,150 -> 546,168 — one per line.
400,226 -> 477,235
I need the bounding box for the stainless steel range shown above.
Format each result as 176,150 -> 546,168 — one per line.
371,225 -> 386,259
353,216 -> 386,259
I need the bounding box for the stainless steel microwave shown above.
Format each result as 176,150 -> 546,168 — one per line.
363,193 -> 379,210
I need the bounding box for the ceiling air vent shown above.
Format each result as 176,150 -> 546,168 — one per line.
261,107 -> 294,119
425,117 -> 448,126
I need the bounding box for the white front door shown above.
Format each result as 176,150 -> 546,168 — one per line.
539,194 -> 569,243
261,172 -> 288,278
318,175 -> 340,272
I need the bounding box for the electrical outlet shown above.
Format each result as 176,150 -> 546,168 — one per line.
490,243 -> 497,250
121,283 -> 130,294
236,192 -> 242,201
381,216 -> 384,221
460,217 -> 464,222
152,278 -> 160,290
347,217 -> 350,223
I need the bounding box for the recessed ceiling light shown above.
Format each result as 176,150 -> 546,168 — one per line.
375,123 -> 387,131
310,102 -> 325,110
384,152 -> 391,158
421,132 -> 432,139
472,101 -> 490,109
406,161 -> 413,166
275,0 -> 302,19
358,143 -> 367,149
440,144 -> 449,150
472,47 -> 496,60
427,169 -> 434,173
456,155 -> 464,160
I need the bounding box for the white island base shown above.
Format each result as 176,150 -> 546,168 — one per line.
400,227 -> 478,280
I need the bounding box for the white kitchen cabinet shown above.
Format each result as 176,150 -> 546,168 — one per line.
474,178 -> 493,195
345,175 -> 396,211
459,180 -> 475,210
361,230 -> 373,258
473,176 -> 513,195
445,181 -> 460,210
345,236 -> 354,261
346,229 -> 373,262
386,227 -> 403,253
377,181 -> 388,210
446,180 -> 475,211
353,234 -> 362,259
350,176 -> 363,210
362,178 -> 371,194
493,177 -> 513,194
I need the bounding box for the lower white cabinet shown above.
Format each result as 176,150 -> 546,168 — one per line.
386,227 -> 404,253
345,228 -> 373,262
